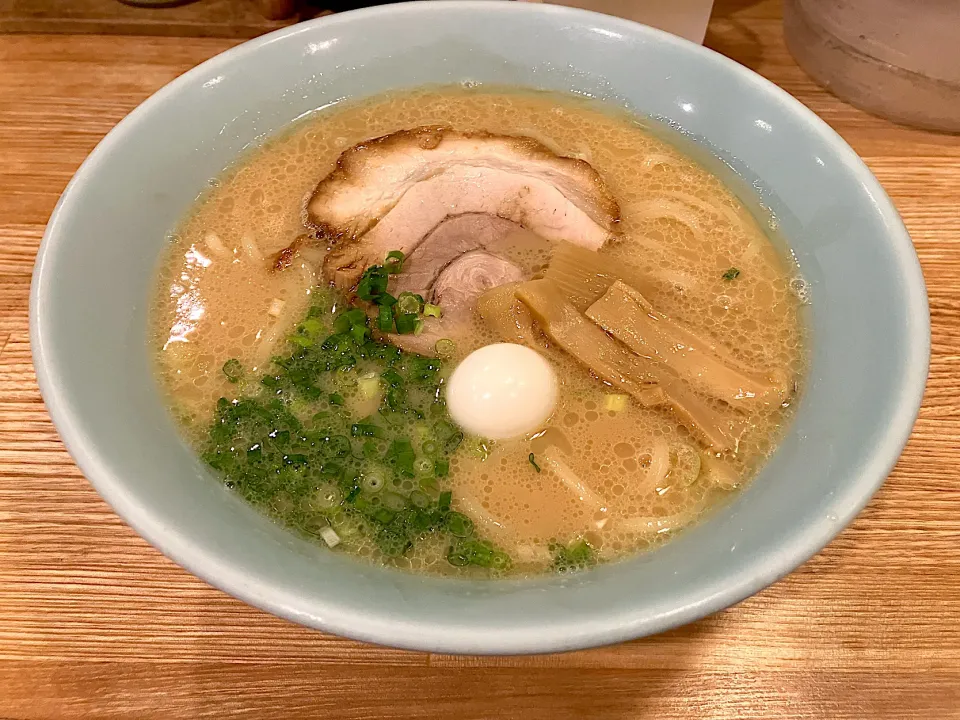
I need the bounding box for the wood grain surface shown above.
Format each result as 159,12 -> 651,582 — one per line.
0,0 -> 308,38
2,2 -> 960,718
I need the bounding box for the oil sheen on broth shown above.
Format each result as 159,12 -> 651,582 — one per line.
150,88 -> 807,576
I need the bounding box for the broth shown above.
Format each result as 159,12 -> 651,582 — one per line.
150,88 -> 807,576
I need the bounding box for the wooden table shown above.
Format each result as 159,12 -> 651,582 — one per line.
2,2 -> 959,717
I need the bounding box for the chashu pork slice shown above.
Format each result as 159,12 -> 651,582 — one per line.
310,127 -> 620,287
391,250 -> 525,356
379,214 -> 533,354
390,213 -> 522,297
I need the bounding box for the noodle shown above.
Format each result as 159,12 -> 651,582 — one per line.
201,229 -> 230,259
241,233 -> 264,262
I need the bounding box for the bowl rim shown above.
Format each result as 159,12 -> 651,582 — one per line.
30,0 -> 930,654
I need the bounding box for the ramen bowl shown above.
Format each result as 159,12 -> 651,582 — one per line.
31,1 -> 928,653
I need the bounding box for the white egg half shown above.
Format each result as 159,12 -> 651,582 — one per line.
446,343 -> 558,439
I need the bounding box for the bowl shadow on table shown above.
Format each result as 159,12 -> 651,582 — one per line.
428,614 -> 722,713
430,613 -> 722,677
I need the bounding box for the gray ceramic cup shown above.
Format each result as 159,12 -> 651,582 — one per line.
31,1 -> 929,654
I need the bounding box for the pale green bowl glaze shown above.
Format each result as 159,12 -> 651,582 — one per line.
30,1 -> 929,654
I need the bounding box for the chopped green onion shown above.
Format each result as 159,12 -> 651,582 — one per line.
447,539 -> 501,569
361,470 -> 385,493
376,528 -> 411,557
528,453 -> 541,473
288,334 -> 313,348
382,492 -> 407,512
722,267 -> 741,281
377,304 -> 394,332
350,323 -> 368,345
384,250 -> 405,274
334,307 -> 367,333
413,456 -> 434,478
409,490 -> 431,509
381,368 -> 404,387
432,420 -> 463,453
385,386 -> 405,411
203,276 -> 510,573
446,511 -> 474,538
394,313 -> 419,334
447,548 -> 470,567
356,266 -> 389,300
351,422 -> 385,438
397,292 -> 422,315
552,539 -> 595,573
362,439 -> 379,459
438,490 -> 452,511
384,437 -> 416,476
222,358 -> 243,383
566,540 -> 593,565
345,307 -> 366,325
301,318 -> 324,336
434,338 -> 456,357
465,542 -> 495,567
321,334 -> 339,351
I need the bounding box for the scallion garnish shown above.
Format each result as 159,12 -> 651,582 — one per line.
222,358 -> 243,383
397,292 -> 422,315
438,490 -> 452,511
378,304 -> 394,332
351,422 -> 386,438
528,453 -> 541,473
350,323 -> 368,345
356,265 -> 389,301
381,368 -> 404,387
413,457 -> 434,478
394,312 -> 419,334
551,539 -> 595,573
446,511 -> 473,538
203,272 -> 513,573
384,250 -> 405,274
288,334 -> 313,348
423,303 -> 442,319
435,338 -> 455,357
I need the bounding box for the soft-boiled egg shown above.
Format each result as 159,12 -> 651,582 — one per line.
446,343 -> 558,439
